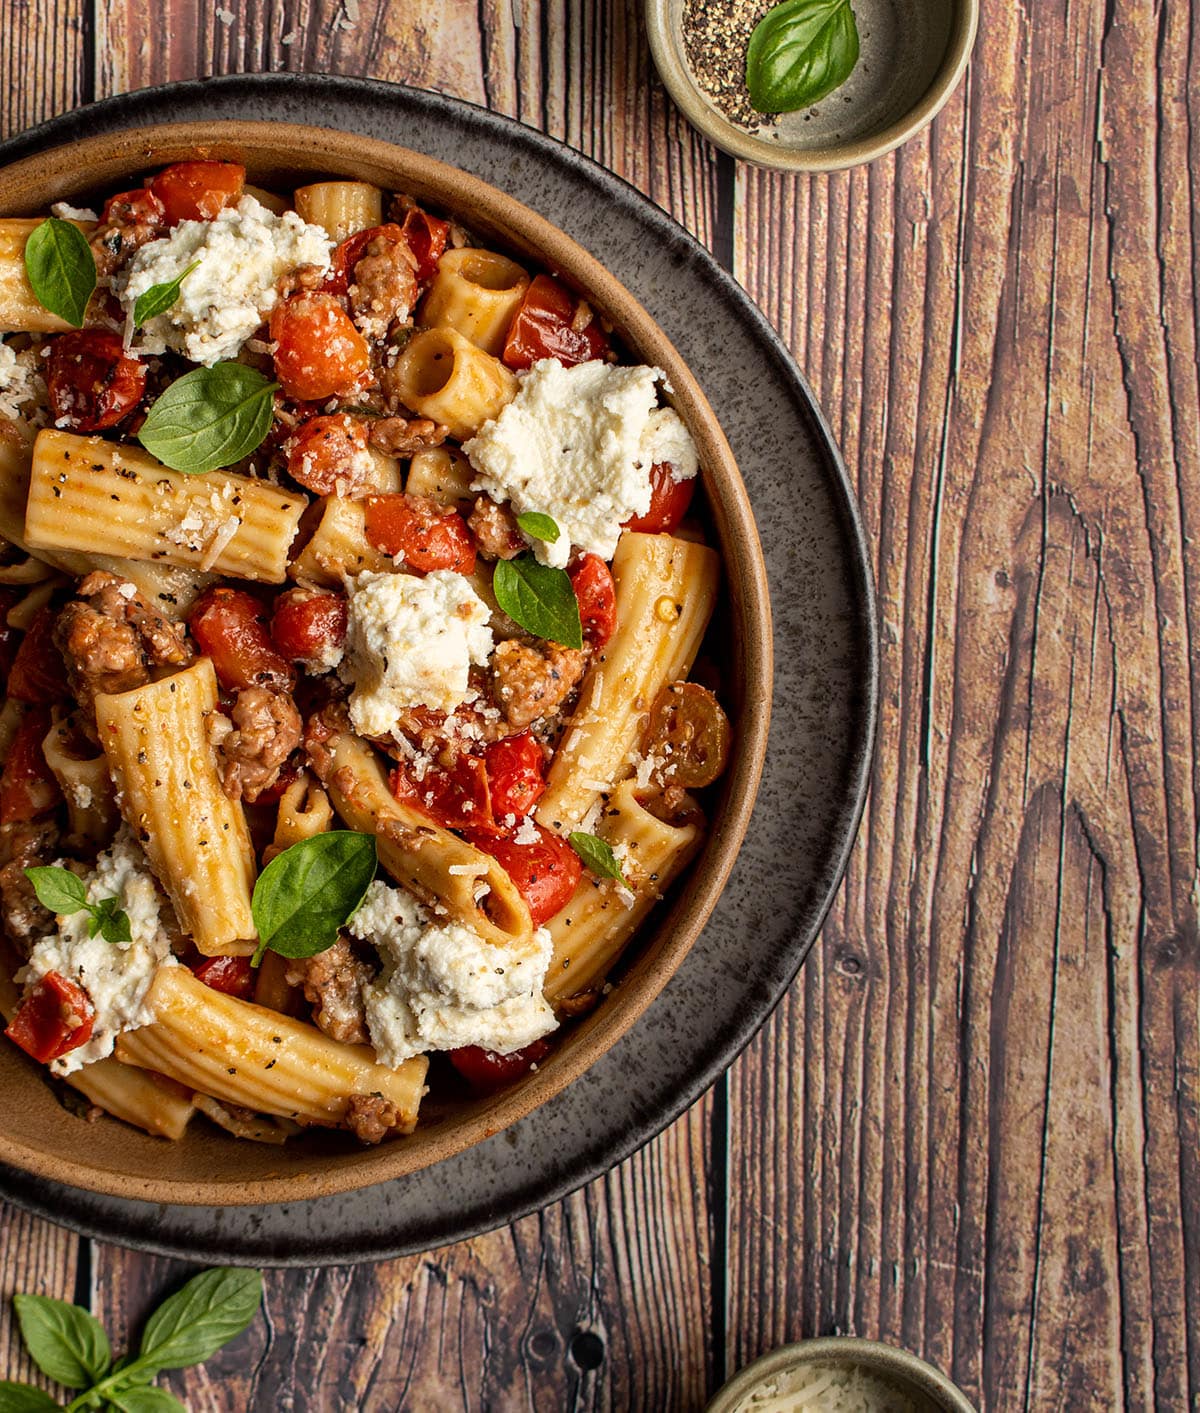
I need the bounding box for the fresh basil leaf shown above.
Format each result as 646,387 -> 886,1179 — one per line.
250,832 -> 377,964
137,364 -> 278,475
23,218 -> 96,328
568,831 -> 627,884
105,1388 -> 187,1413
133,261 -> 200,330
25,866 -> 88,916
746,0 -> 860,112
89,898 -> 132,946
13,1293 -> 111,1389
492,554 -> 583,650
515,511 -> 561,544
0,1383 -> 60,1412
137,1267 -> 263,1373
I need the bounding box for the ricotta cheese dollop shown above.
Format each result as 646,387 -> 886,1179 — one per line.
18,827 -> 178,1075
341,569 -> 494,735
348,880 -> 558,1066
117,194 -> 332,366
463,357 -> 699,568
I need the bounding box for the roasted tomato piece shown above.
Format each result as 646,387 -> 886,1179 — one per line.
568,554 -> 617,649
270,588 -> 348,668
399,208 -> 451,283
464,822 -> 581,927
390,754 -> 494,832
270,292 -> 371,401
101,186 -> 167,229
0,706 -> 61,825
643,681 -> 731,789
285,413 -> 371,495
46,330 -> 147,433
484,731 -> 546,819
323,222 -> 407,297
191,955 -> 256,1000
623,461 -> 696,535
449,1037 -> 553,1093
502,274 -> 610,371
5,972 -> 96,1064
7,606 -> 69,704
149,160 -> 245,225
190,586 -> 294,692
364,495 -> 476,575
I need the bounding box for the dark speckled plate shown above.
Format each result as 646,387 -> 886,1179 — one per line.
0,75 -> 877,1265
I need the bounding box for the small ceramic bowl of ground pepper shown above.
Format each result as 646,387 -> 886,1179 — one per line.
646,0 -> 977,171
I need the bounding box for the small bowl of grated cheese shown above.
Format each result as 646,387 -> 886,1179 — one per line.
707,1338 -> 977,1413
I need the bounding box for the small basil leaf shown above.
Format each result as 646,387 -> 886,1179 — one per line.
91,899 -> 133,946
250,832 -> 377,964
0,1383 -> 61,1412
568,831 -> 626,884
133,261 -> 201,329
492,554 -> 583,650
24,866 -> 88,916
746,0 -> 860,112
137,364 -> 278,475
106,1388 -> 188,1413
516,511 -> 561,544
12,1292 -> 111,1388
23,218 -> 97,328
137,1267 -> 263,1373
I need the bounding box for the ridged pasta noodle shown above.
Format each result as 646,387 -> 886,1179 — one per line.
289,496 -> 392,586
387,327 -> 518,440
403,445 -> 475,507
293,181 -> 383,241
42,713 -> 119,847
419,248 -> 530,356
0,219 -> 95,333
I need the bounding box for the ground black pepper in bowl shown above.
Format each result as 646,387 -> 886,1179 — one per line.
681,0 -> 779,130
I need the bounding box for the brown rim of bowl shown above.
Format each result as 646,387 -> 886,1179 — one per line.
0,121 -> 773,1206
645,0 -> 979,172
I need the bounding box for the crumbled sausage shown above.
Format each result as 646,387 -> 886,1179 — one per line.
0,819 -> 61,952
345,1092 -> 406,1144
89,213 -> 161,281
367,415 -> 446,456
214,687 -> 301,803
468,496 -> 525,561
276,262 -> 327,298
490,639 -> 587,729
350,233 -> 419,340
285,938 -> 373,1046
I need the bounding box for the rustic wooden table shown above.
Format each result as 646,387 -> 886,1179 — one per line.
1,0 -> 1196,1408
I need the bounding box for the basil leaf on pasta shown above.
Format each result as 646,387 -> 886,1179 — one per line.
23,217 -> 97,327
516,511 -> 561,544
250,831 -> 377,964
493,554 -> 583,649
24,865 -> 87,915
138,363 -> 278,474
133,260 -> 200,329
568,831 -> 626,884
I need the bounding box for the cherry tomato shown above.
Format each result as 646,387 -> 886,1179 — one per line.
390,754 -> 494,831
101,186 -> 167,229
270,588 -> 348,667
364,495 -> 476,575
502,274 -> 610,371
191,954 -> 255,1000
623,462 -> 696,535
0,590 -> 21,682
45,331 -> 147,433
323,223 -> 408,297
5,972 -> 96,1065
285,414 -> 371,495
7,606 -> 69,704
449,1037 -> 553,1093
190,587 -> 294,692
642,681 -> 731,789
569,554 -> 617,649
399,208 -> 451,283
484,731 -> 546,819
464,822 -> 581,926
270,292 -> 371,402
149,161 -> 245,225
0,706 -> 61,825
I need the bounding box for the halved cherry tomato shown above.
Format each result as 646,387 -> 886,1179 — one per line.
364,495 -> 476,575
101,186 -> 167,229
390,754 -> 494,832
623,461 -> 696,535
5,972 -> 95,1065
0,706 -> 61,825
642,681 -> 731,789
191,955 -> 255,1000
464,822 -> 581,926
190,587 -> 294,692
398,208 -> 450,283
149,161 -> 245,225
285,414 -> 371,495
7,606 -> 69,704
270,292 -> 371,402
449,1037 -> 553,1093
46,331 -> 147,433
270,588 -> 348,667
323,223 -> 408,297
484,731 -> 546,819
568,554 -> 617,649
502,274 -> 610,371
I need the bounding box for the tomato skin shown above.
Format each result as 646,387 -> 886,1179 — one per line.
643,681 -> 731,789
149,161 -> 245,225
0,706 -> 61,825
285,414 -> 371,495
270,292 -> 371,401
323,223 -> 408,297
399,209 -> 450,283
46,331 -> 147,433
191,955 -> 255,1000
623,462 -> 696,535
7,607 -> 69,704
449,1037 -> 553,1093
569,554 -> 617,649
502,274 -> 610,371
270,588 -> 348,667
101,186 -> 166,229
484,731 -> 546,819
390,755 -> 494,832
464,822 -> 581,926
189,587 -> 294,692
5,972 -> 96,1065
364,495 -> 477,575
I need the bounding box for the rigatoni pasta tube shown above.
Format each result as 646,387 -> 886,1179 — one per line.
537,531 -> 720,830
25,429 -> 307,583
289,497 -> 391,586
0,219 -> 94,333
404,446 -> 475,508
293,181 -> 383,240
418,248 -> 530,356
95,659 -> 257,956
388,327 -> 517,440
42,713 -> 119,846
117,966 -> 428,1132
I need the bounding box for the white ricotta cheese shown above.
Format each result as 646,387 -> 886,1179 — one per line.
348,880 -> 557,1066
18,828 -> 178,1074
341,569 -> 493,734
117,195 -> 332,365
0,341 -> 46,425
463,358 -> 699,567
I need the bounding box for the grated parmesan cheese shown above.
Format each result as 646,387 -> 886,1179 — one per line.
730,1361 -> 930,1413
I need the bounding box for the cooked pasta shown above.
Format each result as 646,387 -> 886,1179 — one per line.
386,327 -> 518,439
293,181 -> 383,240
419,248 -> 530,356
0,218 -> 94,333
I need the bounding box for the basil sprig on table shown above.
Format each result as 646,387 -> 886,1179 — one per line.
493,553 -> 583,650
568,832 -> 627,885
137,363 -> 278,475
24,866 -> 131,945
1,1266 -> 262,1412
22,218 -> 97,328
515,511 -> 561,545
250,831 -> 378,966
132,260 -> 201,329
746,0 -> 860,112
